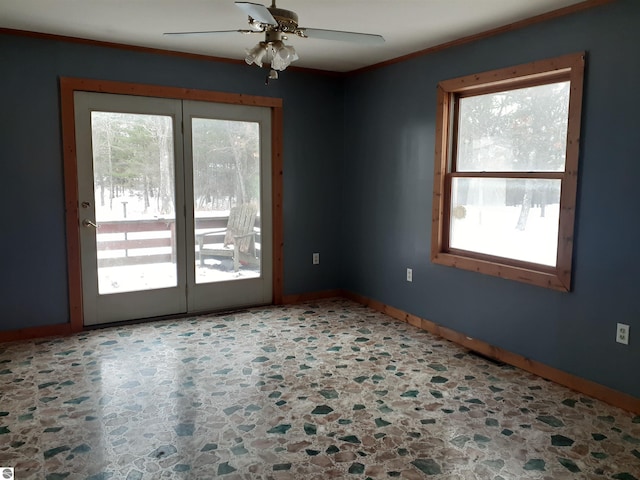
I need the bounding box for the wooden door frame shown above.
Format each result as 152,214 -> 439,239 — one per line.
60,77 -> 284,333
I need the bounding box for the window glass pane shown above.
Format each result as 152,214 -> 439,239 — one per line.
91,112 -> 177,294
456,81 -> 570,172
449,178 -> 560,266
192,118 -> 261,284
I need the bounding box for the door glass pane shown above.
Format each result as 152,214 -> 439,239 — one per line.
192,118 -> 261,284
91,112 -> 177,294
450,177 -> 561,266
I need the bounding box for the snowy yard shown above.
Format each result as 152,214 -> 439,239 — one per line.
450,204 -> 559,266
98,261 -> 260,295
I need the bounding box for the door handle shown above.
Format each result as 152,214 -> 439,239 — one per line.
83,219 -> 98,228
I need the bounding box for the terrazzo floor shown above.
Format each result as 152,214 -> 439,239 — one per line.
0,298 -> 638,479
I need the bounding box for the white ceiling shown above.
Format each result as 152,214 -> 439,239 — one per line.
1,0 -> 588,72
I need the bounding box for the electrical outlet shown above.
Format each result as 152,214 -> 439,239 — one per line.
616,323 -> 630,345
406,268 -> 412,282
312,253 -> 320,265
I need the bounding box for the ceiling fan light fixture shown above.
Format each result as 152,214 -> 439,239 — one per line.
246,38 -> 298,72
245,42 -> 268,67
271,43 -> 298,71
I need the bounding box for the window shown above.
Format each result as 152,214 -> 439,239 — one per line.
431,53 -> 585,291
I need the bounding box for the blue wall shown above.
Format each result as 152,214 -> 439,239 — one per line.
2,0 -> 639,400
342,0 -> 640,398
0,34 -> 344,328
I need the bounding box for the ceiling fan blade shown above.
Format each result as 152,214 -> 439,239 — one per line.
301,28 -> 385,45
164,29 -> 257,36
235,2 -> 277,26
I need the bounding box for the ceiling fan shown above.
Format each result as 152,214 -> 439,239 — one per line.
164,1 -> 385,82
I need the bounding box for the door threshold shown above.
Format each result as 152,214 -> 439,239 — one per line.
83,303 -> 272,331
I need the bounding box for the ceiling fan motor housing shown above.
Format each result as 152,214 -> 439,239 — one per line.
264,30 -> 282,43
268,7 -> 299,32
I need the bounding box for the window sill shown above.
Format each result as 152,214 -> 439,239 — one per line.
431,251 -> 570,292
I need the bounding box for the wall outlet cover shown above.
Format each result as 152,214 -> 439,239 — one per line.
616,323 -> 629,345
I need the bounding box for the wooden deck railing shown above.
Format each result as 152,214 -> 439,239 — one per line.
96,215 -> 260,267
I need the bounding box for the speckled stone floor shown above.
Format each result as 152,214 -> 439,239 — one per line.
0,299 -> 638,479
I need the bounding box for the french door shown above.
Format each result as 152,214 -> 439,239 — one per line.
74,92 -> 272,326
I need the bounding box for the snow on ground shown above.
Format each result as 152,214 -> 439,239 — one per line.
98,261 -> 260,295
451,204 -> 559,266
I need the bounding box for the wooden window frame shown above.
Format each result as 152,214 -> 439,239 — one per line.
431,53 -> 585,291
